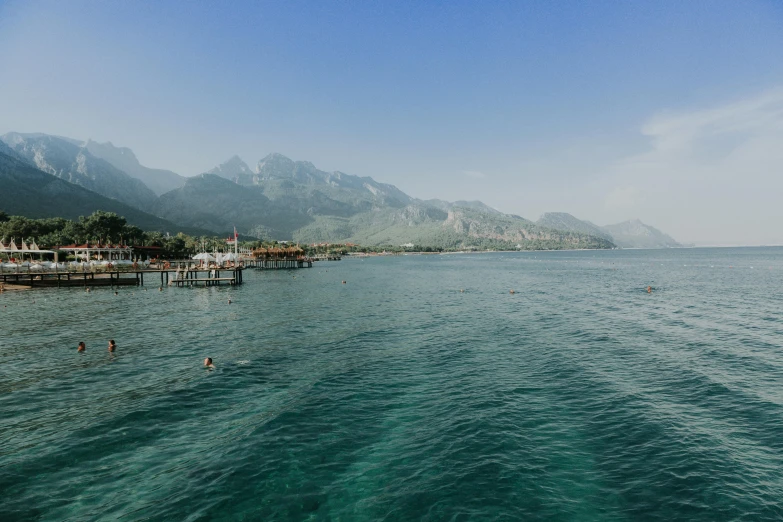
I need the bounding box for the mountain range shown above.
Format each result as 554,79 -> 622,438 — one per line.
0,148 -> 208,235
537,212 -> 681,249
0,132 -> 683,249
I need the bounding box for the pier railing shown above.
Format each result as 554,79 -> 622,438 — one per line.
0,267 -> 244,289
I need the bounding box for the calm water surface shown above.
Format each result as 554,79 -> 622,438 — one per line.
1,248 -> 783,521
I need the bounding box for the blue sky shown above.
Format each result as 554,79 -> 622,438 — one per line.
1,0 -> 783,244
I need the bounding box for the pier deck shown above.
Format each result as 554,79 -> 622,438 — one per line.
173,277 -> 236,287
254,259 -> 313,269
0,267 -> 244,289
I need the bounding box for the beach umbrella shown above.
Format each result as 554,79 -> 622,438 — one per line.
193,253 -> 216,261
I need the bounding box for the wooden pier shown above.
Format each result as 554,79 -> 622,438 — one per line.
170,267 -> 244,286
0,267 -> 244,289
312,254 -> 342,261
254,258 -> 313,269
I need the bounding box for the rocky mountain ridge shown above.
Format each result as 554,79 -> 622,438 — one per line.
2,133 -> 159,212
1,131 -> 681,249
84,140 -> 185,196
537,212 -> 681,248
0,149 -> 207,235
602,219 -> 682,249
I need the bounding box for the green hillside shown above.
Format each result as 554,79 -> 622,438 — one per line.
0,151 -> 209,236
294,205 -> 615,249
153,155 -> 615,249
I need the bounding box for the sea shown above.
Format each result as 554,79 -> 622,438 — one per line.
1,247 -> 782,521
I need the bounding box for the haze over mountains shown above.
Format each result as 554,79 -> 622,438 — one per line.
84,140 -> 185,196
0,149 -> 208,235
537,212 -> 681,249
3,132 -> 158,212
1,132 -> 682,249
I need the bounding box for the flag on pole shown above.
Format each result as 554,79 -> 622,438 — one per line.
226,227 -> 239,244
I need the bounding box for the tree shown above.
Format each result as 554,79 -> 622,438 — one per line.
122,225 -> 145,246
143,231 -> 166,247
79,211 -> 128,244
163,234 -> 188,258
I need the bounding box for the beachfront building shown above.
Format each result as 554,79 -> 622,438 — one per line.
252,246 -> 305,259
56,243 -> 134,262
0,238 -> 55,262
132,245 -> 163,262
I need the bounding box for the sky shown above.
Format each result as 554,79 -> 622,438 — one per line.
1,0 -> 782,245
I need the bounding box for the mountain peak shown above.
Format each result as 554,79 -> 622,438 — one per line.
263,152 -> 292,161
85,139 -> 138,163
602,219 -> 681,248
83,139 -> 184,195
536,212 -> 614,242
257,153 -> 295,174
208,155 -> 253,182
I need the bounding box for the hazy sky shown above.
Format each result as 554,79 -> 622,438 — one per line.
2,0 -> 782,245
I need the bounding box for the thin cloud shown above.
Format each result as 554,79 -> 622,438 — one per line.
462,170 -> 486,179
604,87 -> 783,244
641,88 -> 783,154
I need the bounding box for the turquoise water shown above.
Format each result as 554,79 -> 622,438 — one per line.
2,248 -> 783,521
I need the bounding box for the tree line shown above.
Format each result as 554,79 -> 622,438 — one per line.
0,210 -> 607,258
0,211 -> 284,258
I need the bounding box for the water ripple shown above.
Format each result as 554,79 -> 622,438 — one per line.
1,248 -> 783,520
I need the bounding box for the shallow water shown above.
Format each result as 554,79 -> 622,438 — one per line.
2,248 -> 783,521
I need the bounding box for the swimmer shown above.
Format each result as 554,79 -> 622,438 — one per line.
108,339 -> 116,352
509,289 -> 515,294
228,299 -> 232,304
77,342 -> 86,352
342,280 -> 346,284
647,286 -> 652,293
204,357 -> 215,368
114,291 -> 118,295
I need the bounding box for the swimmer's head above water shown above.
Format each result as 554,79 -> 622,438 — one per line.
204,357 -> 214,368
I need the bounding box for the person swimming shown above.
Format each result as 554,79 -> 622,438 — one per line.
77,342 -> 86,352
108,340 -> 116,352
204,357 -> 215,368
